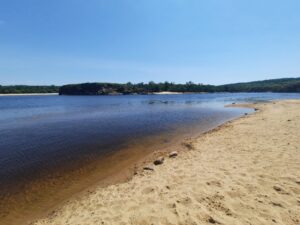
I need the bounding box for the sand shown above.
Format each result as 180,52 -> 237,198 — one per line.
33,100 -> 300,225
153,92 -> 183,95
0,93 -> 58,96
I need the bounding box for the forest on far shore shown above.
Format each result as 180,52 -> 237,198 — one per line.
59,77 -> 300,95
1,77 -> 300,94
0,85 -> 59,94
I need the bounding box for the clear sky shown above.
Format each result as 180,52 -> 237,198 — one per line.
0,0 -> 300,85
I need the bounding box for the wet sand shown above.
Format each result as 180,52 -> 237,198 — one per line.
33,100 -> 300,225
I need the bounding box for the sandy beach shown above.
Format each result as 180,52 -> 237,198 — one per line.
31,99 -> 300,225
0,93 -> 59,96
153,92 -> 183,95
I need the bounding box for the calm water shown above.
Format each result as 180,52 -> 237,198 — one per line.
0,93 -> 300,189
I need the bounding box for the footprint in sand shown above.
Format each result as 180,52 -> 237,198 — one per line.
141,187 -> 155,195
206,180 -> 222,187
273,185 -> 290,195
176,196 -> 192,206
270,201 -> 284,208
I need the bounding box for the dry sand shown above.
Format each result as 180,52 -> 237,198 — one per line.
0,93 -> 58,96
33,100 -> 300,225
153,92 -> 183,95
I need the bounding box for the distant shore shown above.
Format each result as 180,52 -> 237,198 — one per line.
0,93 -> 58,96
33,99 -> 300,225
153,91 -> 208,95
153,91 -> 183,95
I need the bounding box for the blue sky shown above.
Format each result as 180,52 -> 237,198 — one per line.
0,0 -> 300,85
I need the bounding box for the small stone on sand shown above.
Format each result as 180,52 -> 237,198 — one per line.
169,151 -> 178,158
143,166 -> 154,171
153,157 -> 164,165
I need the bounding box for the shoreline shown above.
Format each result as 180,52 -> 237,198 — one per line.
0,93 -> 58,96
33,99 -> 300,225
1,111 -> 249,225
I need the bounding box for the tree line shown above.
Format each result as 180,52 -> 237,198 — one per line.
1,78 -> 299,95
59,78 -> 300,95
0,85 -> 59,94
